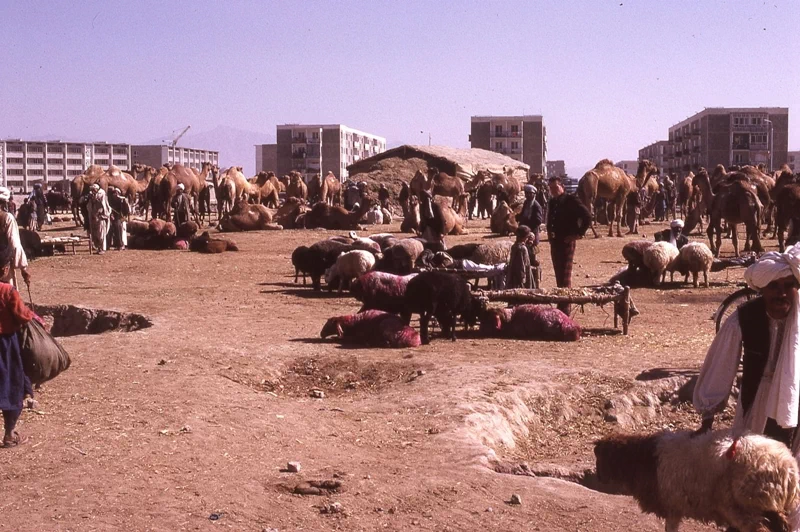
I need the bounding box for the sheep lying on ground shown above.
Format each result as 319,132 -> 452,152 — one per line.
188,231 -> 239,254
643,241 -> 679,285
367,233 -> 397,250
324,250 -> 376,293
350,271 -> 418,314
668,242 -> 714,287
402,271 -> 483,344
320,310 -> 421,348
594,429 -> 799,532
479,304 -> 581,341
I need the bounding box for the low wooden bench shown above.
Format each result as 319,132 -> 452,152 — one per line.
40,235 -> 91,255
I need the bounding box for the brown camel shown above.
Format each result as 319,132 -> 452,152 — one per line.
285,172 -> 308,202
409,170 -> 428,198
304,199 -> 373,230
418,190 -> 466,243
210,165 -> 236,220
321,171 -> 341,206
577,159 -> 657,237
692,168 -> 763,257
774,170 -> 800,251
400,195 -> 421,234
219,198 -> 282,232
274,197 -> 309,229
677,172 -> 695,218
490,200 -> 517,236
248,171 -> 281,207
160,163 -> 206,222
710,164 -> 775,234
490,167 -> 521,204
427,166 -> 466,212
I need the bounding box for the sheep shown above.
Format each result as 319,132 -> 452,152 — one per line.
367,233 -> 396,250
306,240 -> 357,290
470,240 -> 513,265
320,310 -> 421,348
447,243 -> 482,261
594,429 -> 800,532
176,221 -> 199,240
479,304 -> 581,341
642,241 -> 679,285
324,250 -> 376,294
350,271 -> 418,314
291,245 -> 312,284
379,238 -> 425,274
668,241 -> 714,287
402,271 -> 484,344
622,240 -> 653,274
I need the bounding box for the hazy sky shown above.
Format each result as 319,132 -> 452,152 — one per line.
2,0 -> 798,169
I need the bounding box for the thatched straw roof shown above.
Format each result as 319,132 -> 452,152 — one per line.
345,145 -> 529,204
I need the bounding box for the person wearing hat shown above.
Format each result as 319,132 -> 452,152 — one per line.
518,184 -> 544,247
28,183 -> 48,232
107,187 -> 130,251
0,187 -> 31,288
87,183 -> 111,254
171,183 -> 191,226
654,219 -> 689,249
694,244 -> 800,454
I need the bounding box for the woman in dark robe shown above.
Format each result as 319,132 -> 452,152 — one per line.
0,252 -> 36,447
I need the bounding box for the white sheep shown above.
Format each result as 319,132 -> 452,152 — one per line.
643,241 -> 679,285
324,250 -> 376,293
595,429 -> 800,532
668,242 -> 714,287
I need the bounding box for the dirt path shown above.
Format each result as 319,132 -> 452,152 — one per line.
1,218 -> 758,531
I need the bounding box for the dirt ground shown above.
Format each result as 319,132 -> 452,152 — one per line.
0,215 -> 766,531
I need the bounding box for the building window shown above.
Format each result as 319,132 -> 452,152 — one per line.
27,146 -> 44,153
733,153 -> 747,164
751,133 -> 767,144
751,117 -> 762,125
68,147 -> 82,154
510,125 -> 519,136
26,158 -> 43,165
67,158 -> 83,165
495,142 -> 502,151
47,159 -> 62,165
95,147 -> 109,154
6,158 -> 23,164
495,125 -> 503,136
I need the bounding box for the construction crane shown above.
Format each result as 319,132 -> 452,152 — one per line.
163,125 -> 191,147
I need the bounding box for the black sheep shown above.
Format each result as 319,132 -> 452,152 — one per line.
306,240 -> 356,290
402,271 -> 483,344
291,245 -> 312,284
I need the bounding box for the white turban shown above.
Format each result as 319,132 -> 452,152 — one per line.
670,219 -> 684,229
0,187 -> 10,201
90,183 -> 100,191
744,244 -> 800,289
177,183 -> 185,191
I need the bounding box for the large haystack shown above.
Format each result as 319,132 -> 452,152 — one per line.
346,145 -> 529,207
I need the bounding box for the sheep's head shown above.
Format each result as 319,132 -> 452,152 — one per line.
320,317 -> 344,338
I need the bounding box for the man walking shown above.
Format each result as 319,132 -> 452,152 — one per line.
107,187 -> 130,250
87,184 -> 111,254
546,177 -> 592,315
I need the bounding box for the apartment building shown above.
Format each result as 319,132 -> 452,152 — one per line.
788,150 -> 800,172
546,160 -> 565,178
255,144 -> 278,173
276,124 -> 386,182
638,140 -> 672,173
469,115 -> 547,175
615,160 -> 639,174
662,107 -> 789,176
131,145 -> 219,173
0,139 -> 131,192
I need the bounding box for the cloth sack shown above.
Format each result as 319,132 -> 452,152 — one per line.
18,319 -> 71,384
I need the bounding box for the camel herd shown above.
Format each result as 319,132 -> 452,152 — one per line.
62,157 -> 800,258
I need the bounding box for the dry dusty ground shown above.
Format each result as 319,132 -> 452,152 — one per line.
0,216 -> 767,531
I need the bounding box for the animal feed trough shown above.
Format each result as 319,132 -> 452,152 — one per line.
478,283 -> 633,334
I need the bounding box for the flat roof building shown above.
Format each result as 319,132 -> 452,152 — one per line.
0,139 -> 131,192
788,150 -> 800,173
131,145 -> 219,173
638,140 -> 672,174
615,160 -> 639,175
664,107 -> 789,176
276,124 -> 386,182
469,115 -> 546,175
255,144 -> 278,174
546,160 -> 566,178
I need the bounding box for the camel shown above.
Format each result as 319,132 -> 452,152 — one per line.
285,172 -> 308,202
304,199 -> 373,230
218,198 -> 282,232
160,163 -> 208,223
489,200 -> 517,236
692,168 -> 763,257
677,172 -> 695,218
223,166 -> 259,203
577,159 -> 657,237
400,195 -> 421,234
490,168 -> 522,205
409,170 -> 428,199
418,190 -> 466,243
249,171 -> 281,207
476,180 -> 495,219
209,165 -> 235,221
274,197 -> 309,229
321,172 -> 342,206
774,170 -> 800,251
709,164 -> 775,235
428,166 -> 466,212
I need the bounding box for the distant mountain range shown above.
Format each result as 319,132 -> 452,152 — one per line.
143,126 -> 275,176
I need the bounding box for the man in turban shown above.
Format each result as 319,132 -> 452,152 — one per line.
87,184 -> 111,254
0,187 -> 30,287
694,244 -> 800,452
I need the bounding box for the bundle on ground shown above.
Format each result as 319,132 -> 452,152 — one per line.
594,429 -> 799,532
320,310 -> 421,348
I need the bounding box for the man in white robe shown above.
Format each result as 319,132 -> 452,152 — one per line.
694,244 -> 800,455
87,184 -> 111,254
0,187 -> 30,288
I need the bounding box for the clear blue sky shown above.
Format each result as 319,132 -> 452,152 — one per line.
1,0 -> 798,170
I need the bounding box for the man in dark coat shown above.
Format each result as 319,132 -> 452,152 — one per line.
378,184 -> 390,209
546,177 -> 592,315
506,225 -> 534,289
